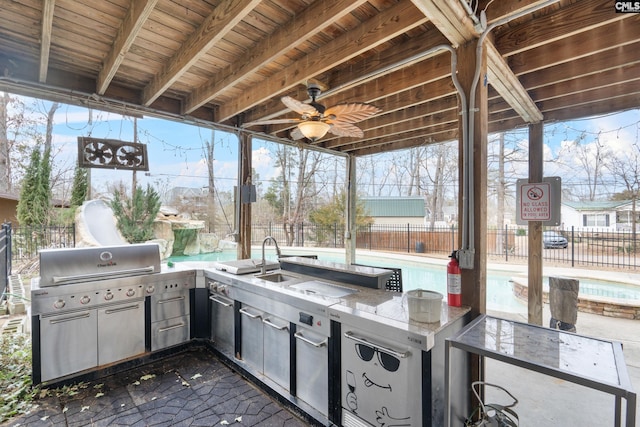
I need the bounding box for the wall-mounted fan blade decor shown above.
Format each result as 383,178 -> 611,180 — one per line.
78,137 -> 149,171
243,83 -> 380,142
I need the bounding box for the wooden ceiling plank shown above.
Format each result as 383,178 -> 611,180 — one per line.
495,0 -> 628,57
237,31 -> 451,125
39,0 -> 56,83
184,0 -> 370,114
507,16 -> 640,75
97,0 -> 159,95
217,0 -> 428,122
142,0 -> 262,106
518,42 -> 640,91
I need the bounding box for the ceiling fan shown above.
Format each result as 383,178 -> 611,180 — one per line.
243,83 -> 381,141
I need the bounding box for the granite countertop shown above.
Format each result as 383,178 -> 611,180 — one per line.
174,260 -> 471,351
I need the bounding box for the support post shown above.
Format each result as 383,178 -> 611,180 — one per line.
345,155 -> 356,264
238,133 -> 252,260
528,122 -> 544,325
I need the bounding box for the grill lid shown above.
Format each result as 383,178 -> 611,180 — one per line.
38,243 -> 161,287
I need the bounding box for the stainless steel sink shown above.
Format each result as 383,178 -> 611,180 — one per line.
290,281 -> 358,298
256,272 -> 298,283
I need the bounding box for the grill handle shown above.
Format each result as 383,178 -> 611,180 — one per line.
343,331 -> 410,359
158,322 -> 186,333
47,312 -> 91,324
52,266 -> 156,284
157,295 -> 185,304
239,307 -> 262,320
294,331 -> 327,348
104,304 -> 141,315
263,318 -> 288,331
209,295 -> 233,307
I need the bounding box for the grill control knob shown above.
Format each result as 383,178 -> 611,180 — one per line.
126,288 -> 136,297
53,299 -> 65,309
104,292 -> 114,301
80,296 -> 91,305
146,285 -> 155,294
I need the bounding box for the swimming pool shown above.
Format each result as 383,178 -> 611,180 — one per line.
169,248 -> 639,313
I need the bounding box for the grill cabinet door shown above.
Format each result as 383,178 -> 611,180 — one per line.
40,310 -> 98,382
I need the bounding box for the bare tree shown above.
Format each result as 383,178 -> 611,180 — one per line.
607,146 -> 640,248
557,132 -> 609,201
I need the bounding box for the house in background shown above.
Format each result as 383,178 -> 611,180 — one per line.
360,197 -> 426,225
0,193 -> 19,226
561,200 -> 637,231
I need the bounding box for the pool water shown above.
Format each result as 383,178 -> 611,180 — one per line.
170,250 -> 638,313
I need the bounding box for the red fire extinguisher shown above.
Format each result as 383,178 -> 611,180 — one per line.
447,251 -> 462,307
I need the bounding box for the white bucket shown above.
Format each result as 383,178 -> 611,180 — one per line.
406,289 -> 443,323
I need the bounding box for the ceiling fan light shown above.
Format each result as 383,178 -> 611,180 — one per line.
297,121 -> 330,141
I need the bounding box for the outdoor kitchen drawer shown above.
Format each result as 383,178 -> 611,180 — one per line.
151,290 -> 189,322
151,315 -> 191,351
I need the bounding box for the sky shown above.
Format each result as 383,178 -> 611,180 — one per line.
12,95 -> 640,202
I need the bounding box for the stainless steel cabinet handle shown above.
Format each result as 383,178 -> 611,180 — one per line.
263,318 -> 288,331
48,312 -> 91,324
239,307 -> 262,319
343,331 -> 410,358
294,331 -> 327,347
158,295 -> 185,304
104,304 -> 140,314
158,323 -> 186,333
209,295 -> 233,307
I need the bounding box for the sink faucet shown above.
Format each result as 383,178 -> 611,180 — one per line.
261,236 -> 282,274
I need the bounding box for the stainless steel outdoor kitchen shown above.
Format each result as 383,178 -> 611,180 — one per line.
40,243 -> 620,426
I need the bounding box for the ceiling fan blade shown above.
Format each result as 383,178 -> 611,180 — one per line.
324,103 -> 381,123
328,121 -> 364,138
290,126 -> 306,140
282,96 -> 318,115
243,118 -> 300,127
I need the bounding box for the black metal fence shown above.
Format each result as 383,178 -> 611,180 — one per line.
11,224 -> 75,263
252,222 -> 640,270
0,223 -> 11,300
6,223 -> 640,271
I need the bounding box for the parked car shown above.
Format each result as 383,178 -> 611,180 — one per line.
543,231 -> 568,249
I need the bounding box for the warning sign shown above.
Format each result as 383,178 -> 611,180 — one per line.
516,177 -> 561,226
520,183 -> 551,220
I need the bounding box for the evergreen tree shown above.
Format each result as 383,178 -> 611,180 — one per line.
70,166 -> 88,207
16,146 -> 52,226
110,185 -> 161,243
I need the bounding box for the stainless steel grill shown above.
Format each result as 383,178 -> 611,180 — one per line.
31,243 -> 195,384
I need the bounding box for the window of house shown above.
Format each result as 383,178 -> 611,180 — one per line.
583,213 -> 610,227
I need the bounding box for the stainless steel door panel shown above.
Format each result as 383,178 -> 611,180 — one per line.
210,293 -> 234,355
295,327 -> 328,415
239,306 -> 263,372
40,310 -> 98,382
98,301 -> 145,365
151,315 -> 190,351
263,315 -> 290,390
151,290 -> 189,322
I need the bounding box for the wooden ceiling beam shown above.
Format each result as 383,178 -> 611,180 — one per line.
217,0 -> 429,122
39,0 -> 55,83
412,0 -> 542,124
142,0 -> 261,106
97,0 -> 158,95
486,43 -> 542,122
183,0 -> 369,114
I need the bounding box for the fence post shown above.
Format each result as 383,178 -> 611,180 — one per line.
300,223 -> 304,247
369,223 -> 372,250
571,226 -> 575,268
505,224 -> 509,262
407,223 -> 410,253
